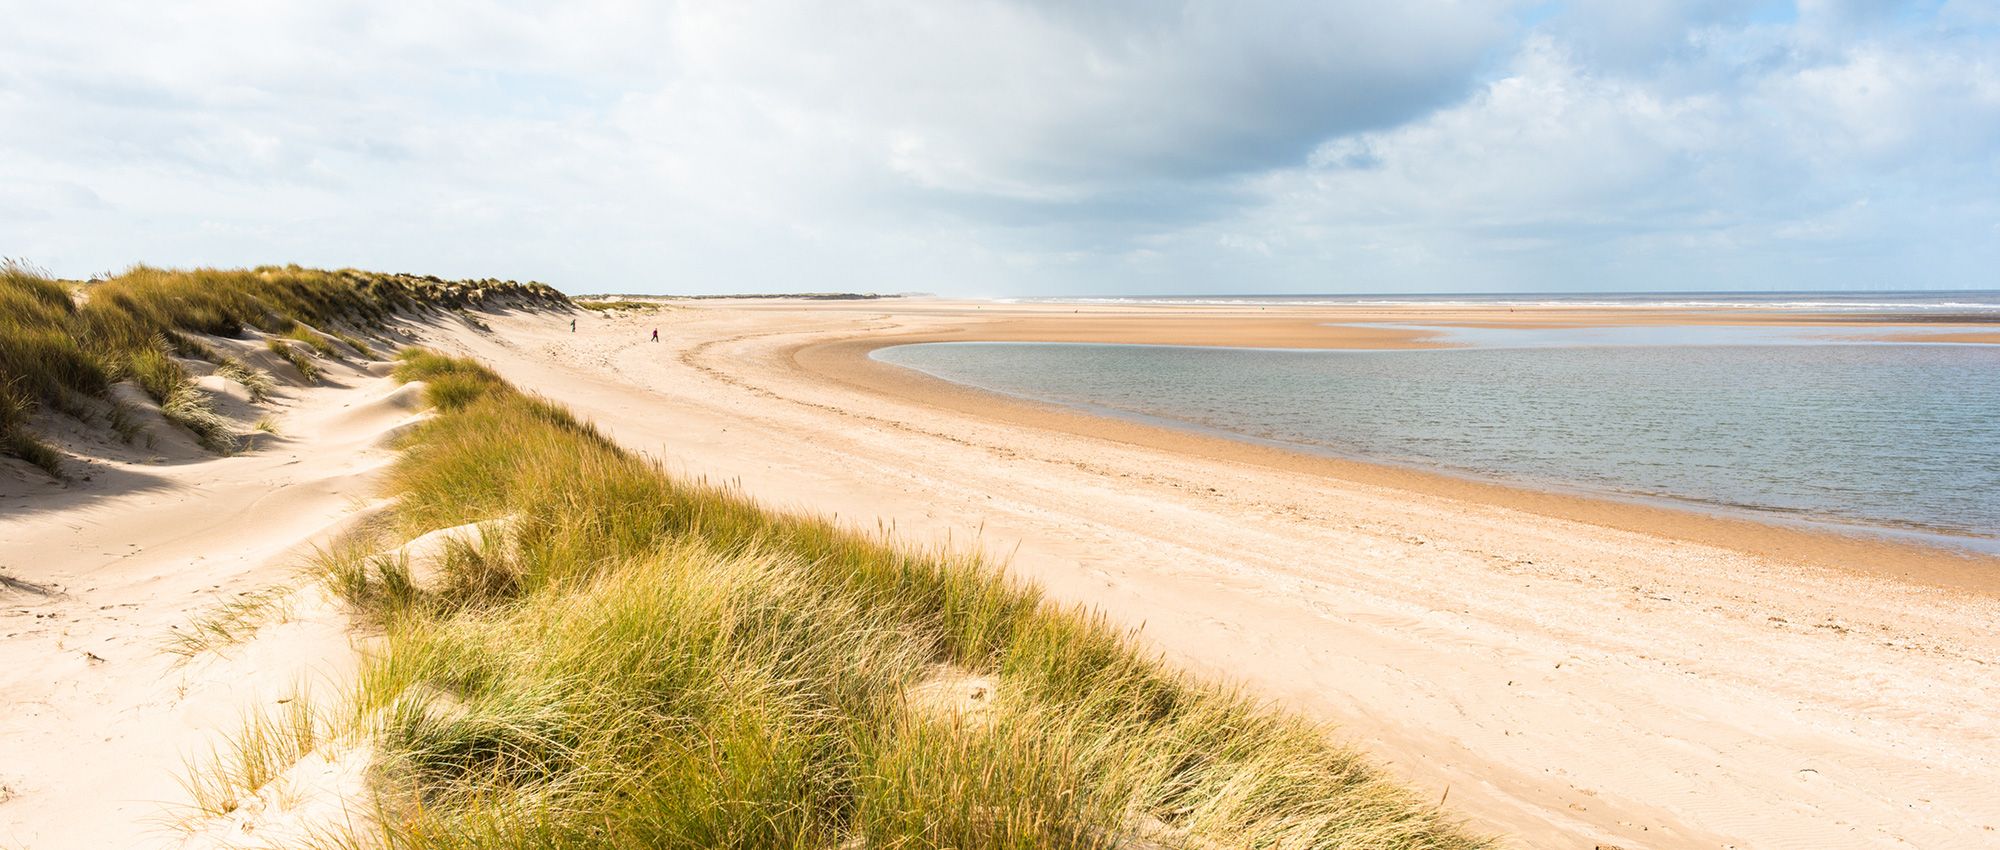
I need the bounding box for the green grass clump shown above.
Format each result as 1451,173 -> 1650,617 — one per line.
298,351 -> 1487,850
330,330 -> 378,359
0,262 -> 108,400
0,262 -> 106,469
283,322 -> 338,357
0,261 -> 568,475
127,344 -> 185,402
266,339 -> 320,383
574,299 -> 665,312
107,398 -> 147,445
1,377 -> 65,476
129,344 -> 237,454
391,347 -> 510,412
214,357 -> 275,402
180,691 -> 328,821
0,431 -> 62,476
162,330 -> 219,361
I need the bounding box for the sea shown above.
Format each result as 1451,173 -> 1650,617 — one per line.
1011,290 -> 2000,315
874,292 -> 2000,552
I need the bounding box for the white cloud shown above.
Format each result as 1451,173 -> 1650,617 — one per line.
1165,19 -> 2000,292
1756,45 -> 2000,165
0,0 -> 1995,293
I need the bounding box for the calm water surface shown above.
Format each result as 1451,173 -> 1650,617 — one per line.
1029,289 -> 2000,314
874,329 -> 2000,550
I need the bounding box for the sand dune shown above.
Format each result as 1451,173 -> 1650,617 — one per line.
0,340 -> 429,848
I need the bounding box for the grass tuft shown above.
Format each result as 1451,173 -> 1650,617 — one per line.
330,330 -> 378,360
573,299 -> 665,313
178,691 -> 328,823
107,398 -> 147,444
127,343 -> 183,402
162,330 -> 219,362
0,421 -> 64,477
215,357 -> 275,402
283,322 -> 338,357
163,390 -> 237,454
391,348 -> 508,411
2,378 -> 50,473
267,339 -> 320,383
165,586 -> 296,661
0,261 -> 107,427
131,342 -> 237,453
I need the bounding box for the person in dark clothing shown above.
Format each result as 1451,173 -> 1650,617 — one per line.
651,328 -> 659,342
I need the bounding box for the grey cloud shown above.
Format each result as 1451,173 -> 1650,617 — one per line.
995,1 -> 1511,181
661,1 -> 1512,197
1,0 -> 1996,294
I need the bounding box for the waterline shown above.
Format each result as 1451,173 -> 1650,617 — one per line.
875,333 -> 2000,552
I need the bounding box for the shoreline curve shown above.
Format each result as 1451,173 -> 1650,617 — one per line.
787,318 -> 2000,597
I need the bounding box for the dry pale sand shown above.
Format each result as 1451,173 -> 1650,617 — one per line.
5,299 -> 1996,850
427,299 -> 1999,850
0,331 -> 443,849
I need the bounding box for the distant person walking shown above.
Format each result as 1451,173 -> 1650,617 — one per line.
651,328 -> 659,343
570,318 -> 576,332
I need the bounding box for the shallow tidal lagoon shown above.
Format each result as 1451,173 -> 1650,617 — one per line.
876,326 -> 2000,551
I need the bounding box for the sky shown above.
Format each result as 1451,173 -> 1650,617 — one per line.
3,1 -> 1998,296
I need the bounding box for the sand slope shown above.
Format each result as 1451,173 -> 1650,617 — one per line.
0,349 -> 419,849
421,300 -> 2000,850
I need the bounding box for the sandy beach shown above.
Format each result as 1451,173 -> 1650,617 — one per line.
6,297 -> 1997,849
435,298 -> 1999,849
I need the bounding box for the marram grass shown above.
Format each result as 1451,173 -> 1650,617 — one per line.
573,299 -> 667,313
216,357 -> 277,403
280,348 -> 1490,850
0,261 -> 567,475
268,338 -> 323,383
284,321 -> 340,357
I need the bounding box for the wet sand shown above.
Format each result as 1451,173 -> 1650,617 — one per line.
1875,330 -> 2000,345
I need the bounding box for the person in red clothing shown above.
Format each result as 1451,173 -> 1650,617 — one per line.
651,328 -> 659,342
